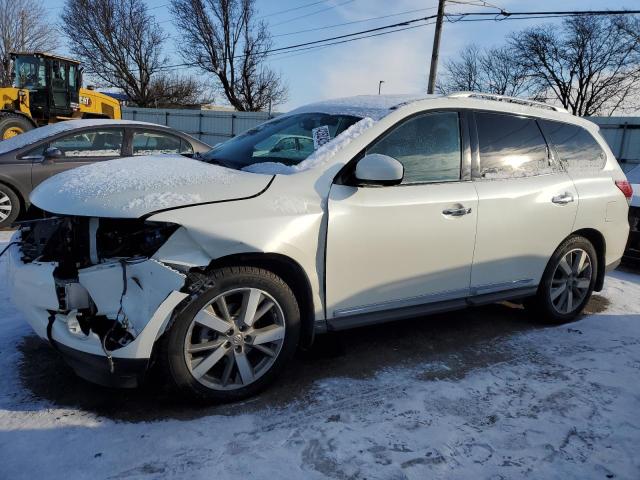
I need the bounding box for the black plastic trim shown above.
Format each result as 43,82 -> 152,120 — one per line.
324,286 -> 538,332
54,341 -> 148,388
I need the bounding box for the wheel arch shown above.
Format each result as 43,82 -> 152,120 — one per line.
204,252 -> 317,348
571,228 -> 606,292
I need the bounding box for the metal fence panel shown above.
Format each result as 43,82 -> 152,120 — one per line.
588,117 -> 640,170
122,107 -> 274,146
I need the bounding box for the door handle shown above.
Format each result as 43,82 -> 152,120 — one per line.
552,193 -> 574,205
442,206 -> 472,217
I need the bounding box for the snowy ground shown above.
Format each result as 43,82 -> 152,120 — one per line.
1,230 -> 639,479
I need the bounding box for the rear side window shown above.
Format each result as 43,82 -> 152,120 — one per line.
539,120 -> 606,172
367,111 -> 461,184
476,112 -> 552,179
133,131 -> 193,155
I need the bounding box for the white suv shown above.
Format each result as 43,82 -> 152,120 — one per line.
6,93 -> 632,401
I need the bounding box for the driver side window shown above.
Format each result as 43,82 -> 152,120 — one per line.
367,111 -> 462,184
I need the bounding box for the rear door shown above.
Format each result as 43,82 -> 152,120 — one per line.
31,128 -> 124,187
469,111 -> 578,293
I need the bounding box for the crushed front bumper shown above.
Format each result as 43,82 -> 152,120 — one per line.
6,235 -> 188,387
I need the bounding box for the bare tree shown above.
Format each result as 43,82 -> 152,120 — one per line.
171,0 -> 287,111
61,0 -> 206,107
0,0 -> 59,85
510,15 -> 640,116
438,44 -> 533,97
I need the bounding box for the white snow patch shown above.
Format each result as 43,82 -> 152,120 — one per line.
243,117 -> 375,175
41,155 -> 237,200
0,120 -> 160,155
287,94 -> 432,121
124,192 -> 203,211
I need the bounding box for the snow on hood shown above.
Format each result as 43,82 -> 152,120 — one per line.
30,155 -> 273,218
0,120 -> 158,155
243,117 -> 375,175
286,94 -> 433,121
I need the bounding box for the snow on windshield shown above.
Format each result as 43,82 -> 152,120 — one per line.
0,119 -> 157,155
48,155 -> 239,200
287,95 -> 430,121
243,117 -> 375,175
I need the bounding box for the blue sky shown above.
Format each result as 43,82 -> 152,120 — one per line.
43,0 -> 637,110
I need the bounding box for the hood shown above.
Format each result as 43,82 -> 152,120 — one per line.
30,155 -> 273,218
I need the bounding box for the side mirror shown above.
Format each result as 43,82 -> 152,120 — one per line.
355,153 -> 404,186
43,147 -> 63,163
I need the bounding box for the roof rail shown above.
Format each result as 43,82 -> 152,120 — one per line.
447,91 -> 569,113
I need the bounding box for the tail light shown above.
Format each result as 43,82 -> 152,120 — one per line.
616,180 -> 633,203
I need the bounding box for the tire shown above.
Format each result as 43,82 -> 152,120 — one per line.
0,113 -> 33,140
159,266 -> 301,402
0,183 -> 20,228
526,235 -> 598,324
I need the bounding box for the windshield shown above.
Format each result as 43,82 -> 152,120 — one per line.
13,56 -> 46,89
202,113 -> 360,170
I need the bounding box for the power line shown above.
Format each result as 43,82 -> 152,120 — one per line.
270,0 -> 357,27
160,9 -> 640,71
259,0 -> 331,19
272,6 -> 440,37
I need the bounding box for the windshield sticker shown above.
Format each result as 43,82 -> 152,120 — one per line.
312,125 -> 331,150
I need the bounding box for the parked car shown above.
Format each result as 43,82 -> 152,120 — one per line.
5,93 -> 631,402
623,164 -> 640,262
0,119 -> 210,227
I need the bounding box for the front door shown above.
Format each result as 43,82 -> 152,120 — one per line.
325,111 -> 478,319
469,111 -> 579,293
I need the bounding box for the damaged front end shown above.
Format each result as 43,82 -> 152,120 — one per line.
9,216 -> 190,387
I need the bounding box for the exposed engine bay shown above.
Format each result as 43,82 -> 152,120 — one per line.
17,216 -> 187,356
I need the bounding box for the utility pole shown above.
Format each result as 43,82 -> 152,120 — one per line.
378,80 -> 385,95
427,0 -> 446,94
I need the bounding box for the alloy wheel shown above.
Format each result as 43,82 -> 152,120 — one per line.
549,248 -> 593,314
0,192 -> 12,222
184,287 -> 286,390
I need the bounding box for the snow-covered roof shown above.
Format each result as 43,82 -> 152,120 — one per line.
287,94 -> 436,121
0,119 -> 161,155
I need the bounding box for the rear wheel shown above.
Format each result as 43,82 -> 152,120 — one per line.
0,113 -> 33,140
160,266 -> 300,402
0,184 -> 20,228
526,235 -> 597,324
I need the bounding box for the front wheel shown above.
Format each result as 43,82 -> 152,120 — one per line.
526,235 -> 597,324
0,184 -> 20,228
159,266 -> 300,402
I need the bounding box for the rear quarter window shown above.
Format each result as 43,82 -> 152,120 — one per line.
539,120 -> 606,173
475,112 -> 553,179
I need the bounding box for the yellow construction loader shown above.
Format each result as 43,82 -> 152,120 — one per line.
0,52 -> 121,139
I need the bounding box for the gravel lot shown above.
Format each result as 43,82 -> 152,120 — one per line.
1,230 -> 639,479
